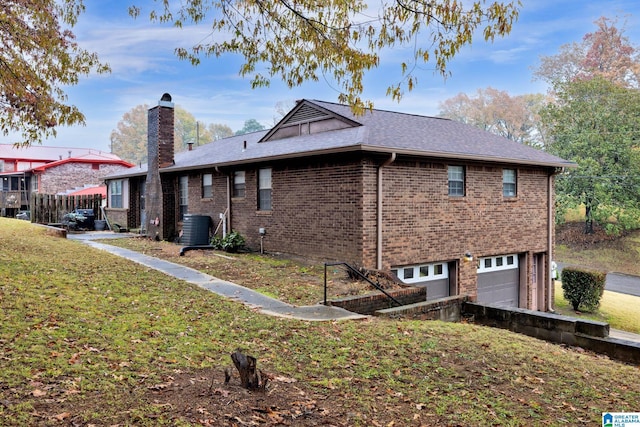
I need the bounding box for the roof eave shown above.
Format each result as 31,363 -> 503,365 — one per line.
104,144 -> 575,179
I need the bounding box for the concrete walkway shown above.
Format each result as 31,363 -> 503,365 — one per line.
70,233 -> 365,322
69,232 -> 639,343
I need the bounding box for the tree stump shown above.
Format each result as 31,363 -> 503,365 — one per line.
230,351 -> 267,391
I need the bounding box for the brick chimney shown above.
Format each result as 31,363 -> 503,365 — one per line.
145,93 -> 174,240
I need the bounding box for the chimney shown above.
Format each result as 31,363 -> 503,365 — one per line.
145,93 -> 175,241
148,93 -> 175,168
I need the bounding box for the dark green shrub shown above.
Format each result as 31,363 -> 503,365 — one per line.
560,267 -> 606,312
211,231 -> 245,253
210,235 -> 223,250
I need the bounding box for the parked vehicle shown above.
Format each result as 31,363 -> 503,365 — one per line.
16,210 -> 30,221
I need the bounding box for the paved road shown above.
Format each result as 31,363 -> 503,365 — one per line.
557,263 -> 640,297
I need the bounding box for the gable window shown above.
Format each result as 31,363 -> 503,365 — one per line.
233,171 -> 245,198
110,180 -> 123,208
258,168 -> 272,211
448,165 -> 465,196
202,173 -> 213,198
92,163 -> 100,170
503,169 -> 517,197
179,175 -> 188,220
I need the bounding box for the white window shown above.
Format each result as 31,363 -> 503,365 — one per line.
202,173 -> 213,198
448,165 -> 465,196
233,171 -> 245,198
503,169 -> 516,197
258,168 -> 272,211
477,254 -> 519,273
179,175 -> 188,219
110,180 -> 123,208
32,175 -> 39,193
393,262 -> 448,284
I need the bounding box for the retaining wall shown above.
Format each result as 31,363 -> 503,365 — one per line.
464,302 -> 640,364
327,287 -> 426,315
375,296 -> 468,322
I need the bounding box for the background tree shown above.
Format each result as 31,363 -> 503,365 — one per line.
208,123 -> 234,141
541,76 -> 640,235
438,87 -> 548,147
534,16 -> 640,89
110,104 -> 148,165
131,1 -> 520,112
235,119 -> 266,136
111,104 -> 230,164
1,0 -> 109,145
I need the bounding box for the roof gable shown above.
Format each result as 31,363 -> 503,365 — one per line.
260,100 -> 361,142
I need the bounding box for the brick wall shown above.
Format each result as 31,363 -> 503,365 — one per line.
228,154 -> 365,263
39,162 -> 130,194
328,287 -> 427,315
374,160 -> 553,306
175,152 -> 554,310
377,161 -> 550,267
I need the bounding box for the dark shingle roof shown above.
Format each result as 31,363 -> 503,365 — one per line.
106,99 -> 574,179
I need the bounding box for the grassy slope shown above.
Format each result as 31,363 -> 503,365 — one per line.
555,226 -> 640,331
1,219 -> 639,426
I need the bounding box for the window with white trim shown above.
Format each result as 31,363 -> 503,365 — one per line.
477,254 -> 518,273
179,175 -> 188,220
233,171 -> 245,198
503,169 -> 517,197
392,262 -> 448,284
32,175 -> 39,193
109,180 -> 123,208
258,168 -> 272,211
202,173 -> 213,198
448,165 -> 465,196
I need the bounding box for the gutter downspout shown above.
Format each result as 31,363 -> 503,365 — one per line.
216,166 -> 231,236
547,169 -> 562,312
377,153 -> 396,270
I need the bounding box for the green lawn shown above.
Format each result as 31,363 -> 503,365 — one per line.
1,218 -> 639,426
554,284 -> 640,334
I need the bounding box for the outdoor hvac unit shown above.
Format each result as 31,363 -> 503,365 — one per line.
182,214 -> 211,246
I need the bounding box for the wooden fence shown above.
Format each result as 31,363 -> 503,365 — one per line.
31,193 -> 103,225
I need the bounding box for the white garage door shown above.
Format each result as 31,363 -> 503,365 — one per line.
477,254 -> 519,307
392,262 -> 449,300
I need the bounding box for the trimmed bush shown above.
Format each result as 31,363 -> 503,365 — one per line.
561,267 -> 606,312
211,231 -> 245,253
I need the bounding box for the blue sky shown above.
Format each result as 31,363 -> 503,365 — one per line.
4,0 -> 640,152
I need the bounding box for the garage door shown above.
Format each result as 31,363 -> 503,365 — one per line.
477,254 -> 519,307
392,262 -> 449,300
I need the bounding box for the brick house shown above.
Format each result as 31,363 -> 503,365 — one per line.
0,144 -> 133,216
104,96 -> 574,311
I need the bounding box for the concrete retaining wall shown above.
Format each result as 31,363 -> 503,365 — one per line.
375,296 -> 468,322
464,302 -> 640,364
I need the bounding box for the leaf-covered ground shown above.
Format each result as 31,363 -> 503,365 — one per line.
1,219 -> 639,426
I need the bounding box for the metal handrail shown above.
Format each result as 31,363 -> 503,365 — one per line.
323,262 -> 402,307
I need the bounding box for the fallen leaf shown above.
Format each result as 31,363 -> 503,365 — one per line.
32,389 -> 46,397
53,412 -> 71,421
213,388 -> 230,397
